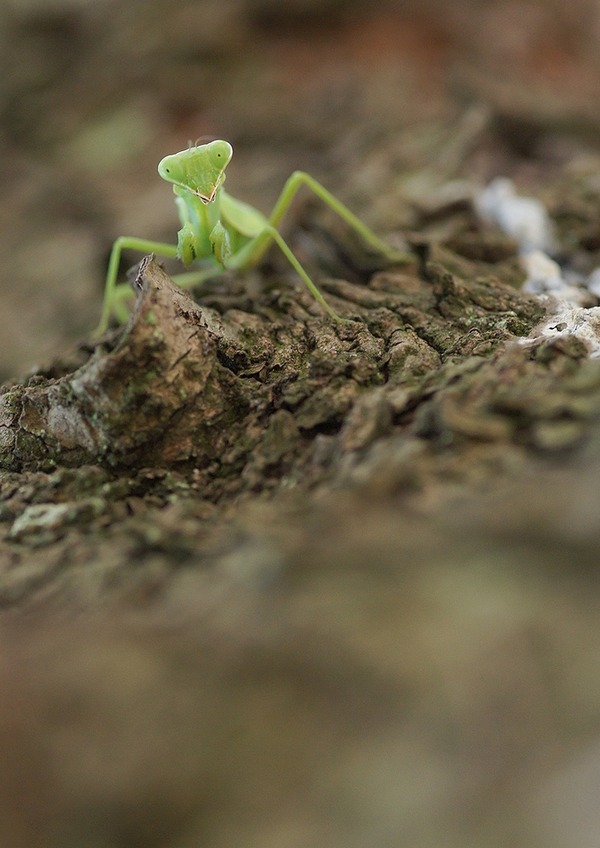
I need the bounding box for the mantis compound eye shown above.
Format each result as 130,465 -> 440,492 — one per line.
207,140 -> 233,168
157,154 -> 185,184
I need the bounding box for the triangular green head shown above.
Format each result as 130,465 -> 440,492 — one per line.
158,140 -> 233,203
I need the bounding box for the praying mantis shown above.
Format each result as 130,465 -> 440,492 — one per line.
96,139 -> 409,335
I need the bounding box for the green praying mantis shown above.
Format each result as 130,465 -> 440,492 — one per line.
96,139 -> 410,335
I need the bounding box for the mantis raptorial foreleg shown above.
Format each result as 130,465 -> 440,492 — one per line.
95,140 -> 410,335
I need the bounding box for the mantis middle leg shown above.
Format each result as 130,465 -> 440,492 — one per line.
218,223 -> 347,320
96,236 -> 179,336
106,262 -> 224,326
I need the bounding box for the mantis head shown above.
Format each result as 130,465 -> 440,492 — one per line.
158,139 -> 233,203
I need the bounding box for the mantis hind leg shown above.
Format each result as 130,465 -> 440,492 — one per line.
223,171 -> 409,320
267,171 -> 410,263
94,236 -> 178,337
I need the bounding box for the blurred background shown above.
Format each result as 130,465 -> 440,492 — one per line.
2,0 -> 600,377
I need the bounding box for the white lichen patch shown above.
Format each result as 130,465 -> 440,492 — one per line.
475,177 -> 600,356
475,177 -> 556,254
519,299 -> 600,358
520,251 -> 592,306
9,499 -> 105,541
586,267 -> 600,299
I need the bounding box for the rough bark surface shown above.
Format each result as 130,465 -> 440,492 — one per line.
1,247 -> 545,470
0,239 -> 554,561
